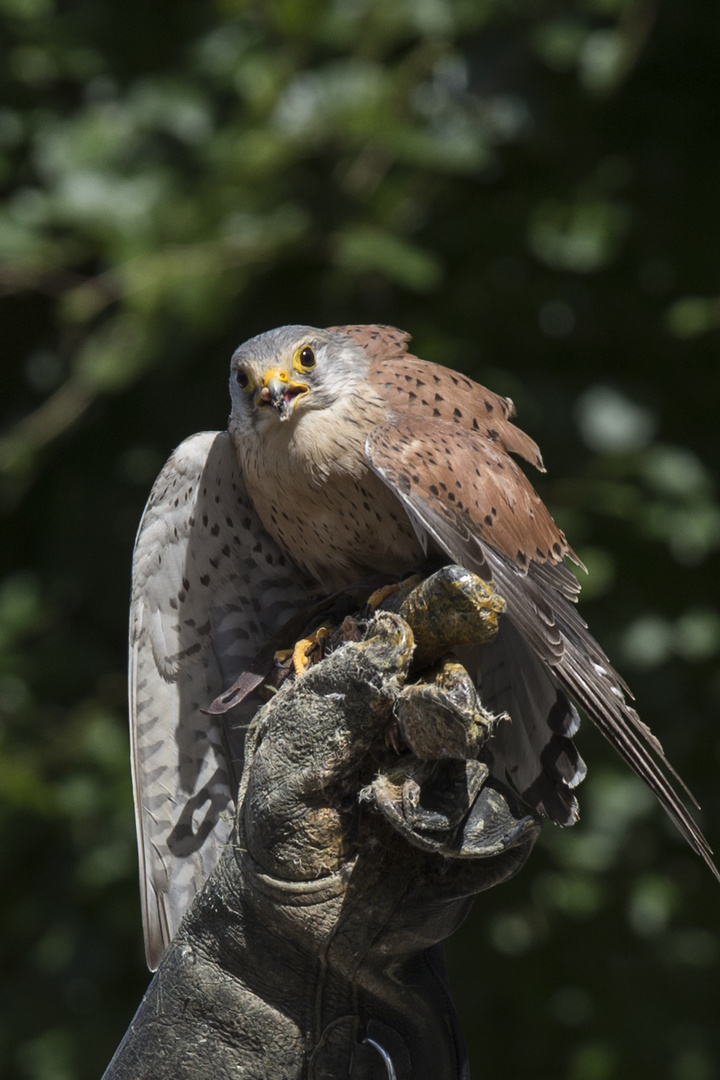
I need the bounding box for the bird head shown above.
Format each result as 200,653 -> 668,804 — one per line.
228,325 -> 367,432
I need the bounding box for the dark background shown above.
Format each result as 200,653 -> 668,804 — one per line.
1,1 -> 719,1078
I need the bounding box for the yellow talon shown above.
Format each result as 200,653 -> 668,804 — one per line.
292,625 -> 330,676
366,574 -> 424,613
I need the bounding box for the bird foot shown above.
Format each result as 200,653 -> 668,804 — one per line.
365,574 -> 423,614
275,625 -> 331,677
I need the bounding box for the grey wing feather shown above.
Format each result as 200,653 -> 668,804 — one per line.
129,430 -> 318,968
476,620 -> 586,825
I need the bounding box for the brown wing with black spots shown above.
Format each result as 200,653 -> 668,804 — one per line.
335,323 -> 545,472
366,416 -> 571,575
366,415 -> 719,881
330,323 -> 413,367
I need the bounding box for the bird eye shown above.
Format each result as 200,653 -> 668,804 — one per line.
235,368 -> 252,391
295,345 -> 316,372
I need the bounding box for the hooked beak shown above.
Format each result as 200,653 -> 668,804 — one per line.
257,368 -> 308,421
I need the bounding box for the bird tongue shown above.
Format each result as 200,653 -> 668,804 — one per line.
261,379 -> 305,420
275,385 -> 304,420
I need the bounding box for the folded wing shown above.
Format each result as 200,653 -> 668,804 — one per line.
130,431 -> 318,968
366,415 -> 718,880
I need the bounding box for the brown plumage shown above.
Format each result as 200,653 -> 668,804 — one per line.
130,322 -> 717,966
228,323 -> 716,875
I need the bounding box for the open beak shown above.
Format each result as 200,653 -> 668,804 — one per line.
257,368 -> 308,421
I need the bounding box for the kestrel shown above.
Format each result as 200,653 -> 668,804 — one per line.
130,324 -> 717,968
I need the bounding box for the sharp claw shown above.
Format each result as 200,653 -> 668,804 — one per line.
292,625 -> 329,676
365,575 -> 423,615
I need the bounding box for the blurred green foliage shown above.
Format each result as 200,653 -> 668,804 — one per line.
1,0 -> 719,1077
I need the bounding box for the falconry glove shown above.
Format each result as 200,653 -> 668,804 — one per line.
109,576 -> 539,1079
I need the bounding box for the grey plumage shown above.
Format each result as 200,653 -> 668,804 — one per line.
129,431 -> 318,968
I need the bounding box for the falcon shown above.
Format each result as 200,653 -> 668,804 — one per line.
130,323 -> 717,969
